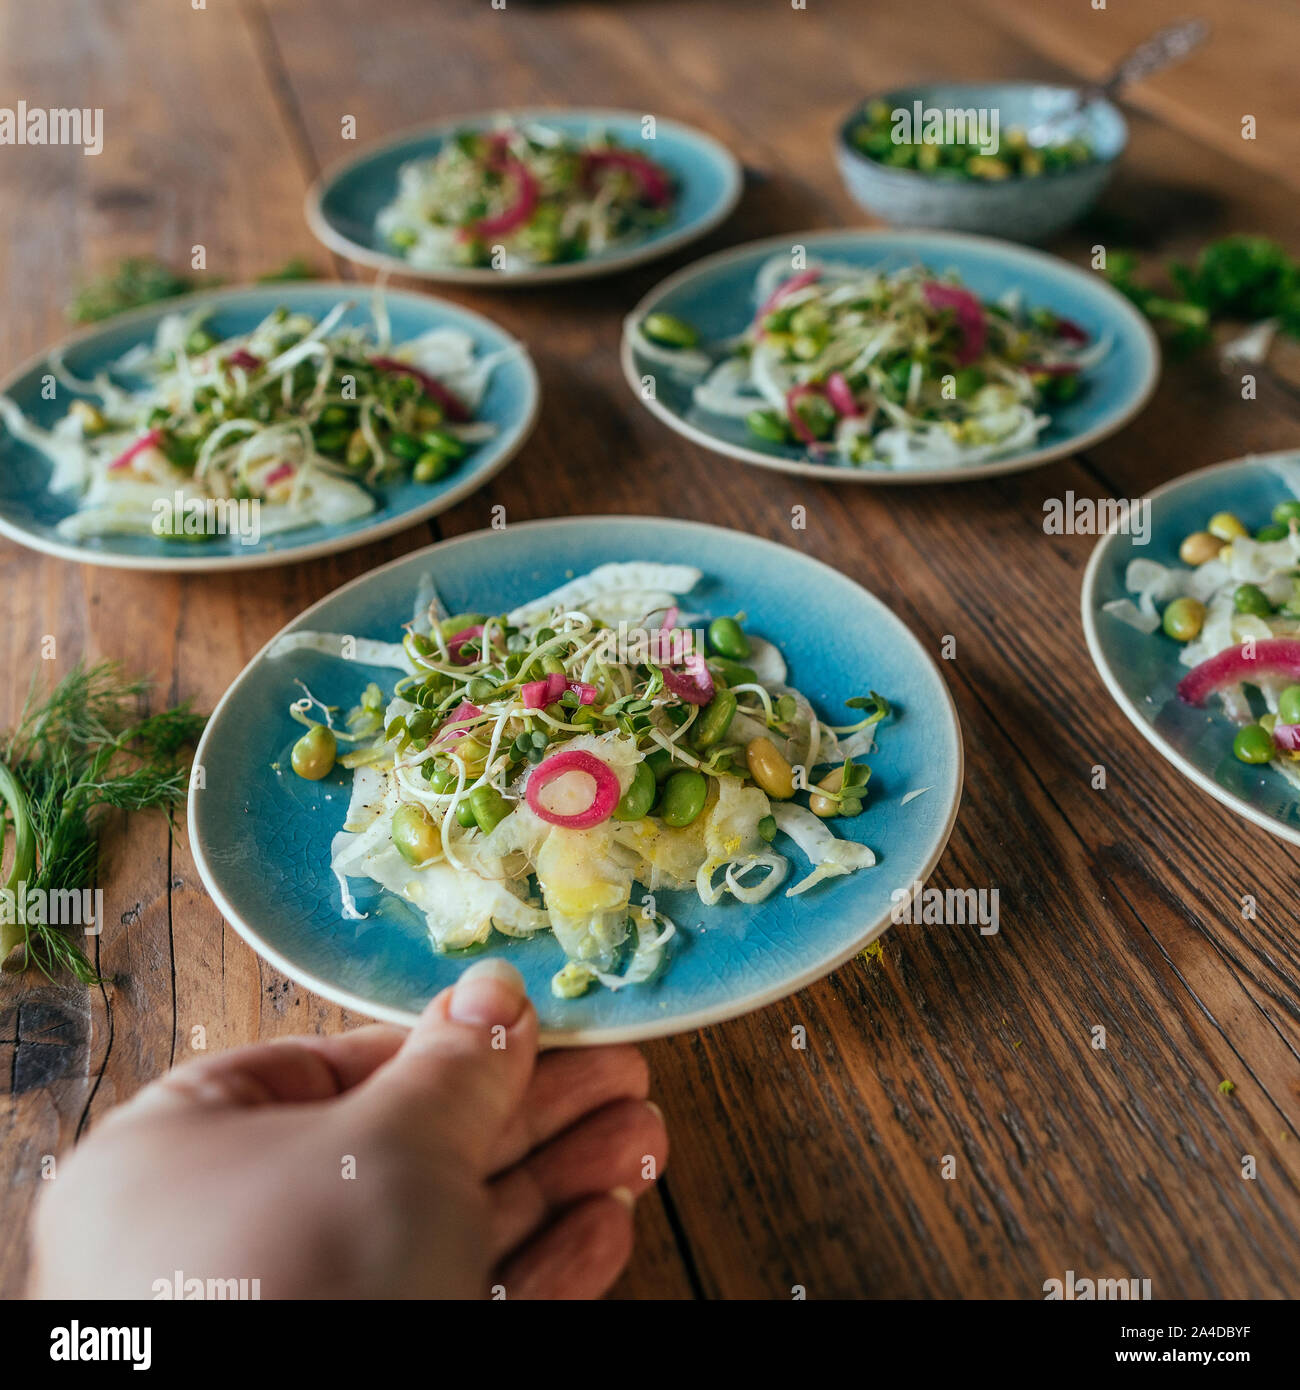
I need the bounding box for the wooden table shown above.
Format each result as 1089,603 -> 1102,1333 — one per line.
4,0 -> 1299,1300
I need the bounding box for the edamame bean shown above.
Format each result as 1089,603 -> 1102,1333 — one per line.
425,762 -> 456,792
746,409 -> 791,444
1273,500 -> 1300,524
421,428 -> 468,459
456,736 -> 489,772
290,724 -> 336,780
1162,597 -> 1206,642
645,747 -> 674,781
346,429 -> 370,467
1256,522 -> 1289,542
313,427 -> 350,454
1233,583 -> 1273,617
952,366 -> 985,399
708,616 -> 751,661
660,769 -> 708,827
1278,685 -> 1300,725
1233,724 -> 1274,765
392,803 -> 440,864
643,312 -> 699,349
69,400 -> 108,435
468,785 -> 512,834
694,689 -> 737,750
389,432 -> 424,462
1179,531 -> 1222,566
745,737 -> 795,799
1208,511 -> 1248,541
613,761 -> 657,822
708,656 -> 757,687
455,799 -> 479,828
413,452 -> 451,483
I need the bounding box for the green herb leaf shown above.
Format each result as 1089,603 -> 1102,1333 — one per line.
0,662 -> 205,981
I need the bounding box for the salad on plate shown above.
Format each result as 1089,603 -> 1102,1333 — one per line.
1105,482 -> 1300,782
0,295 -> 511,543
275,562 -> 891,997
378,120 -> 676,271
629,255 -> 1108,471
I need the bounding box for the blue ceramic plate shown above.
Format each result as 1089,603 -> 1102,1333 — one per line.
306,108 -> 743,286
0,284 -> 538,571
621,229 -> 1159,484
1083,452 -> 1300,845
189,517 -> 963,1043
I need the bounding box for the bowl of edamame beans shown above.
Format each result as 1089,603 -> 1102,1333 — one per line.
835,82 -> 1126,243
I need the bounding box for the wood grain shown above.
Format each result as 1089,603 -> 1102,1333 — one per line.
3,0 -> 1299,1300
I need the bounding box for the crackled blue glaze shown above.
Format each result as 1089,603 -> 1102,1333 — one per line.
835,82 -> 1126,243
190,517 -> 963,1041
1084,453 -> 1300,844
310,109 -> 742,281
0,284 -> 537,567
624,229 -> 1158,483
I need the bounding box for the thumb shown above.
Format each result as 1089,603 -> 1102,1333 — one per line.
355,958 -> 539,1167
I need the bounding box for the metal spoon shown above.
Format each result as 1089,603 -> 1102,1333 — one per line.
1026,17 -> 1210,145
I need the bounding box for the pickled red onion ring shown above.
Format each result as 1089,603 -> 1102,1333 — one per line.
370,356 -> 470,423
662,652 -> 714,706
438,701 -> 482,741
446,625 -> 485,664
1178,639 -> 1300,707
825,371 -> 860,417
922,281 -> 986,366
108,428 -> 164,472
525,749 -> 621,828
755,269 -> 821,326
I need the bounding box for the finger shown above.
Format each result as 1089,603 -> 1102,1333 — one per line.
354,958 -> 539,1166
488,1098 -> 666,1261
493,1192 -> 636,1301
119,1024 -> 408,1117
487,1044 -> 650,1173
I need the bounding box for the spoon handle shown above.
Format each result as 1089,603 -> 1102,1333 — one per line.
1096,17 -> 1210,100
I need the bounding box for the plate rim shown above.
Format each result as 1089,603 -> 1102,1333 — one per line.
303,106 -> 745,287
1081,450 -> 1300,848
0,281 -> 540,572
187,514 -> 965,1044
619,226 -> 1161,485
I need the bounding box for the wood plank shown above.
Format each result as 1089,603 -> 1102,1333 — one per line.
976,0 -> 1300,194
5,0 -> 1298,1302
250,0 -> 1300,1296
0,0 -> 428,1297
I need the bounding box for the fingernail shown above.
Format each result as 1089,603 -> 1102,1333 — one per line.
449,958 -> 527,1027
610,1186 -> 636,1212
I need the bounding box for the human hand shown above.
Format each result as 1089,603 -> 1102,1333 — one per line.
31,959 -> 667,1299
